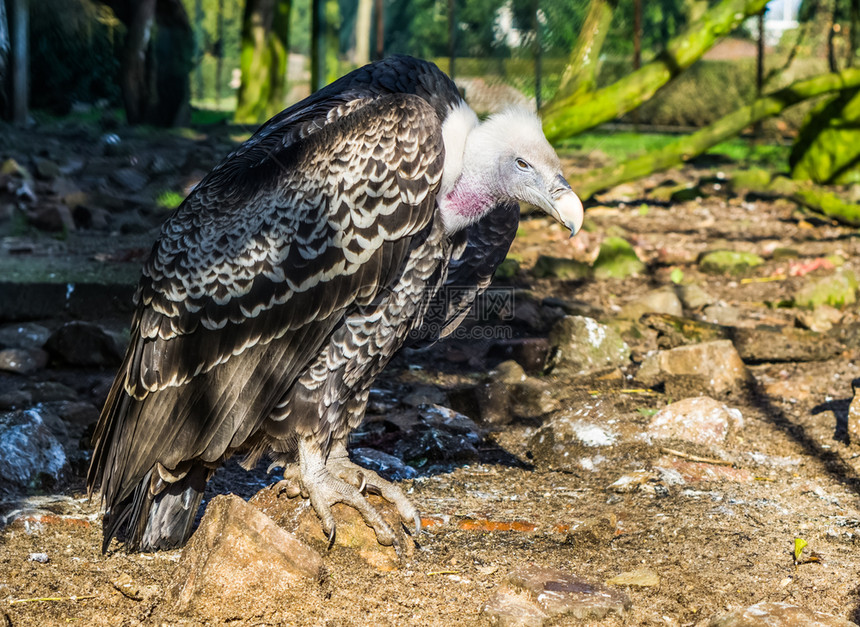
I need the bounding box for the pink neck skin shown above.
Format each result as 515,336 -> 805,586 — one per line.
442,180 -> 495,220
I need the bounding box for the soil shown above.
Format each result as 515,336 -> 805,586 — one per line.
1,122 -> 860,626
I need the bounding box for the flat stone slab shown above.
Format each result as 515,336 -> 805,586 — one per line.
483,564 -> 631,624
707,601 -> 857,626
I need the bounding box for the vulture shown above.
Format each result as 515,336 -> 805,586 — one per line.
88,55 -> 583,552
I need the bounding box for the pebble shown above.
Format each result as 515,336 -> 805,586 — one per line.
617,287 -> 683,320
27,552 -> 49,563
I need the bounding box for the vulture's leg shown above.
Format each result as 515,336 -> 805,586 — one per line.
325,440 -> 421,536
296,435 -> 400,550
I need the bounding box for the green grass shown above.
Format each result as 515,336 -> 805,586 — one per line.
559,131 -> 791,169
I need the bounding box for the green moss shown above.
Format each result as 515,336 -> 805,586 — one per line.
593,236 -> 645,279
699,250 -> 764,275
156,190 -> 185,210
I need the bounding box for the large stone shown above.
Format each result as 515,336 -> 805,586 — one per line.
0,322 -> 51,350
547,316 -> 631,376
483,589 -> 549,627
0,409 -> 68,492
707,601 -> 857,626
646,396 -> 743,445
617,287 -> 683,320
166,494 -> 325,615
249,486 -> 412,571
637,340 -> 749,396
45,321 -> 124,367
509,565 -> 630,620
529,400 -> 618,470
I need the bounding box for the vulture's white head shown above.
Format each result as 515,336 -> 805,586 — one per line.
439,105 -> 583,235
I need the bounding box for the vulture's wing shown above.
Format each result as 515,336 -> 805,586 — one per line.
411,201 -> 519,345
89,93 -> 445,512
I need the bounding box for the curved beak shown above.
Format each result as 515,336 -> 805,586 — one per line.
547,175 -> 584,236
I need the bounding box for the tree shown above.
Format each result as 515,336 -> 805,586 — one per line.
541,0 -> 770,144
0,0 -> 9,118
100,0 -> 193,126
235,0 -> 289,123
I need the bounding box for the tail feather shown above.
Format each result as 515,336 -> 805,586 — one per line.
102,466 -> 208,552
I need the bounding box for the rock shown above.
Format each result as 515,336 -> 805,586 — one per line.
647,397 -> 743,445
707,601 -> 857,626
249,486 -> 411,571
728,168 -> 772,193
110,167 -> 148,192
702,303 -> 745,326
483,589 -> 549,627
402,386 -> 447,407
531,255 -> 591,280
0,348 -> 48,374
33,157 -> 60,180
796,304 -> 843,333
641,313 -> 726,349
541,297 -> 604,320
731,326 -> 841,362
592,236 -> 645,279
488,338 -> 551,373
547,316 -> 631,376
529,401 -> 618,470
637,340 -> 749,396
0,409 -> 68,491
699,250 -> 764,275
509,377 -> 560,419
1,158 -> 29,178
350,447 -> 417,481
604,568 -> 660,588
26,204 -> 75,232
564,513 -> 618,549
166,494 -> 325,615
0,322 -> 51,350
607,470 -> 658,493
849,382 -> 860,445
617,287 -> 683,320
45,321 -> 124,367
655,457 -> 753,484
495,257 -> 521,279
507,565 -> 631,621
795,268 -> 858,309
393,405 -> 482,468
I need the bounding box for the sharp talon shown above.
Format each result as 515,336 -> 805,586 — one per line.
365,482 -> 382,496
327,525 -> 336,550
357,473 -> 367,494
413,513 -> 422,536
266,461 -> 282,474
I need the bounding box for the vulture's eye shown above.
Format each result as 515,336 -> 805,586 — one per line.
515,158 -> 532,171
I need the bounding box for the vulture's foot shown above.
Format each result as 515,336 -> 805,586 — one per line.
294,437 -> 418,554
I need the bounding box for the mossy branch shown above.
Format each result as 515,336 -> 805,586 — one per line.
568,68 -> 860,204
541,0 -> 769,144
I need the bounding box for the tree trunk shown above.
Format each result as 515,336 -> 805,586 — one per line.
236,0 -> 290,123
0,0 -> 10,119
106,0 -> 193,126
554,0 -> 614,101
10,0 -> 27,125
353,0 -> 372,66
569,68 -> 860,200
541,0 -> 770,144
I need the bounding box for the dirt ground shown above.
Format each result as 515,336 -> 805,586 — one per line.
1,126 -> 860,626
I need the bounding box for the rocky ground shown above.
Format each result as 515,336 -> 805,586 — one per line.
0,120 -> 859,626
